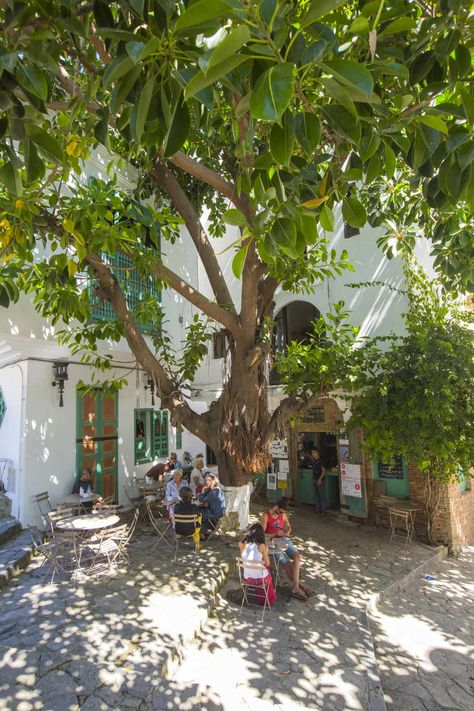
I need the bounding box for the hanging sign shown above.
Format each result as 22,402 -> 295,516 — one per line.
340,462 -> 362,498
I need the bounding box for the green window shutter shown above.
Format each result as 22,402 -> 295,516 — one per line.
135,408 -> 153,464
459,468 -> 468,494
153,410 -> 169,458
89,252 -> 161,334
176,426 -> 183,450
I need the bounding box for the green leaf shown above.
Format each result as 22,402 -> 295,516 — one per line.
175,0 -> 231,32
16,64 -> 48,101
379,17 -> 417,36
232,243 -> 249,279
366,153 -> 382,183
223,208 -> 247,227
26,125 -> 64,163
350,16 -> 369,33
303,0 -> 348,26
163,97 -> 190,157
323,60 -> 374,97
184,55 -> 249,100
342,197 -> 366,228
125,41 -> 145,63
24,138 -> 44,183
416,115 -> 448,134
322,105 -> 361,144
319,204 -> 335,231
299,213 -> 318,244
0,162 -> 22,196
131,76 -> 155,142
295,112 -> 320,153
208,25 -> 251,72
270,111 -> 294,165
359,134 -> 380,162
385,143 -> 396,179
460,87 -> 474,125
271,217 -> 301,258
129,0 -> 145,16
110,66 -> 142,115
455,44 -> 471,78
103,55 -> 136,88
94,118 -> 108,145
250,63 -> 295,122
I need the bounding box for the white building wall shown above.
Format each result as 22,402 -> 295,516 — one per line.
0,363 -> 25,519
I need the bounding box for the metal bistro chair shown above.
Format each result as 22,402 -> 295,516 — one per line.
236,557 -> 273,621
35,491 -> 53,522
47,508 -> 77,533
145,498 -> 172,550
173,513 -> 202,561
85,524 -> 129,574
37,531 -> 81,584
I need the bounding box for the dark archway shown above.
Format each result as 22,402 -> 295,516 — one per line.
270,301 -> 321,384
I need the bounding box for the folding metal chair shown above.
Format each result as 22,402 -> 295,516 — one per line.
84,524 -> 129,574
146,498 -> 172,549
35,491 -> 53,521
173,513 -> 202,561
37,531 -> 81,584
204,517 -> 223,542
47,508 -> 76,533
236,557 -> 272,621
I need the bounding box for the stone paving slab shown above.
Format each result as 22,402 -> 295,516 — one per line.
371,546 -> 474,710
0,510 -> 438,710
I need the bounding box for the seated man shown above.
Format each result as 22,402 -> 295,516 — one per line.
261,498 -> 314,601
197,473 -> 226,534
174,486 -> 202,548
72,467 -> 95,511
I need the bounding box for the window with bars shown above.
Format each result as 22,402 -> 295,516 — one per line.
176,426 -> 183,450
89,252 -> 161,333
134,408 -> 169,464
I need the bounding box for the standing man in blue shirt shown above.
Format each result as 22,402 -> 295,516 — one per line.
311,448 -> 326,515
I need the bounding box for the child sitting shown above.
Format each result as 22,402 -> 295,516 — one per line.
239,523 -> 276,606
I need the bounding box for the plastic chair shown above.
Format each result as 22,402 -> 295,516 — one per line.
173,513 -> 202,561
236,557 -> 272,621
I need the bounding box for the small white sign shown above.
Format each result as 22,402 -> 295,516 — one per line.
278,459 -> 289,474
267,473 -> 277,490
340,462 -> 362,498
271,439 -> 288,458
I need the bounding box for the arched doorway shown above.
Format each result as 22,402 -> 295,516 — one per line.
271,301 -> 322,384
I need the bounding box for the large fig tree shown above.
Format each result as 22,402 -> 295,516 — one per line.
0,0 -> 473,485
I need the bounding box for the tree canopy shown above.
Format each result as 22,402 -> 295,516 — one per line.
0,0 -> 473,483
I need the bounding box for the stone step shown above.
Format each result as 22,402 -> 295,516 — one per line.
0,515 -> 22,546
0,529 -> 35,589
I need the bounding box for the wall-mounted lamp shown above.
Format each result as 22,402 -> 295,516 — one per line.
52,361 -> 69,407
145,375 -> 155,406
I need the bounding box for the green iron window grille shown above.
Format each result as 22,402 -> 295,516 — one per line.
134,408 -> 169,465
176,426 -> 183,450
0,387 -> 6,429
90,252 -> 161,334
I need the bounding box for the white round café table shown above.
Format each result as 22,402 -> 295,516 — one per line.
54,513 -> 120,532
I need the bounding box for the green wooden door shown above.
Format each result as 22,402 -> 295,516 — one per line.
76,391 -> 118,500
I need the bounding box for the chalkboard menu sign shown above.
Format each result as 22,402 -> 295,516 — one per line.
378,456 -> 404,479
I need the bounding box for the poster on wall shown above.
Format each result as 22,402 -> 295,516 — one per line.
277,478 -> 288,489
278,459 -> 289,474
340,462 -> 362,498
267,472 -> 277,490
338,445 -> 349,464
271,439 -> 288,458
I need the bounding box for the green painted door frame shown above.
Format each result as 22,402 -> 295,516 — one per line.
76,390 -> 118,500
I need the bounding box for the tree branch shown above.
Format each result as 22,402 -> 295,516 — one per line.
266,391 -> 330,439
150,159 -> 238,317
168,151 -> 244,212
151,260 -> 240,338
85,252 -> 211,439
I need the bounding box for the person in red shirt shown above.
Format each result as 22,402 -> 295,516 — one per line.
261,498 -> 315,601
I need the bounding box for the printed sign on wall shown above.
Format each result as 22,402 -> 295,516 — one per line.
340,462 -> 362,498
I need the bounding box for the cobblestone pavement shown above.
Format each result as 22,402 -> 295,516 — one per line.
0,509 -> 438,710
170,511 -> 436,711
371,546 -> 474,711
